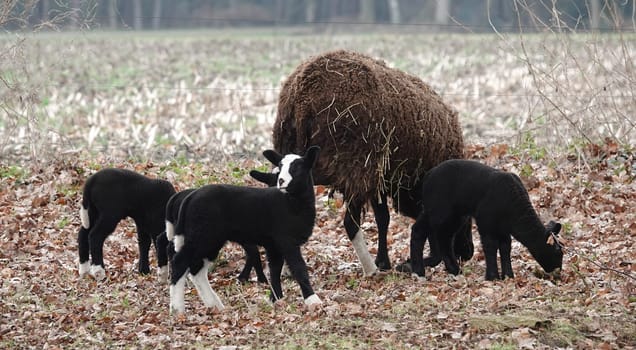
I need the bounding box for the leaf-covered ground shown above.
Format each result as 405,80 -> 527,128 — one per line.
1,140 -> 634,349
1,31 -> 635,349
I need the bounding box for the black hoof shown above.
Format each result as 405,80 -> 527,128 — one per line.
376,259 -> 392,271
395,260 -> 413,274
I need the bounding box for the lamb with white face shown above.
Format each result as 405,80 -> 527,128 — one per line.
277,154 -> 301,192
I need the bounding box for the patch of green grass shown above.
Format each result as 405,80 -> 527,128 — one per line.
513,132 -> 547,161
346,277 -> 359,289
489,342 -> 517,350
0,165 -> 28,183
57,216 -> 71,229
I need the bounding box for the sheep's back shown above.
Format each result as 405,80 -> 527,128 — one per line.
274,49 -> 463,202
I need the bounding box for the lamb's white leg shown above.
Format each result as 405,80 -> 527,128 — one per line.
157,265 -> 169,282
188,260 -> 224,311
170,274 -> 187,315
90,264 -> 106,280
78,261 -> 90,277
304,294 -> 322,306
352,230 -> 378,276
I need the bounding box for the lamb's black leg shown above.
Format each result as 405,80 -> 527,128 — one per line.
282,246 -> 316,301
78,226 -> 90,275
480,235 -> 501,281
156,232 -> 169,270
498,236 -> 514,279
434,219 -> 463,275
136,230 -> 153,275
88,216 -> 119,279
370,195 -> 391,270
266,248 -> 284,302
155,232 -> 170,280
422,214 -> 473,269
453,217 -> 474,261
344,197 -> 377,276
409,214 -> 429,277
239,244 -> 267,283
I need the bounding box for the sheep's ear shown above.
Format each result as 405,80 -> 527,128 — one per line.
263,150 -> 283,166
250,170 -> 278,187
546,221 -> 562,235
303,146 -> 321,168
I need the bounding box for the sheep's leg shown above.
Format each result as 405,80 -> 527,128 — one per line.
239,244 -> 267,283
188,259 -> 224,311
78,226 -> 91,277
266,248 -> 284,302
498,235 -> 514,279
409,213 -> 429,277
282,247 -> 321,306
88,216 -> 119,280
370,195 -> 391,270
344,199 -> 377,276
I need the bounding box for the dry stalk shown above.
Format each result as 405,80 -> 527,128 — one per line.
489,0 -> 636,151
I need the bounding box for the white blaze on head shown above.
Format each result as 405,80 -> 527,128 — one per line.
277,154 -> 301,192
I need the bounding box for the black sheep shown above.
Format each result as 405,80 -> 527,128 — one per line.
78,168 -> 176,279
409,160 -> 563,280
169,147 -> 322,314
273,49 -> 472,275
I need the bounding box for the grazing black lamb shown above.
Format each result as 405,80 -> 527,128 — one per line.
273,49 -> 473,276
408,159 -> 563,280
169,147 -> 322,314
78,168 -> 176,279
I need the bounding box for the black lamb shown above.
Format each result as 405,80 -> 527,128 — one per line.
78,168 -> 176,279
409,160 -> 563,280
169,147 -> 322,314
159,188 -> 267,284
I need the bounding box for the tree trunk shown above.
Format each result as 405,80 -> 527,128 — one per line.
109,0 -> 117,29
41,0 -> 49,23
435,0 -> 451,25
589,0 -> 601,30
387,0 -> 400,24
71,0 -> 81,29
306,0 -> 317,23
152,0 -> 161,30
359,0 -> 375,22
133,0 -> 142,30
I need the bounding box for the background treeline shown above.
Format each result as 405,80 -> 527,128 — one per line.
3,0 -> 635,32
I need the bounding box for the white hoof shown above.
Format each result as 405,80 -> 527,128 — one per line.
411,273 -> 426,282
304,294 -> 322,306
157,266 -> 169,282
78,262 -> 90,277
90,265 -> 106,280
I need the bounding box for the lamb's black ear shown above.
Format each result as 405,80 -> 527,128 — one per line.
546,221 -> 562,235
262,150 -> 283,166
250,170 -> 278,187
303,146 -> 321,168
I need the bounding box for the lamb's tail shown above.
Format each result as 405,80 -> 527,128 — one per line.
79,186 -> 90,229
165,194 -> 178,241
173,190 -> 196,253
